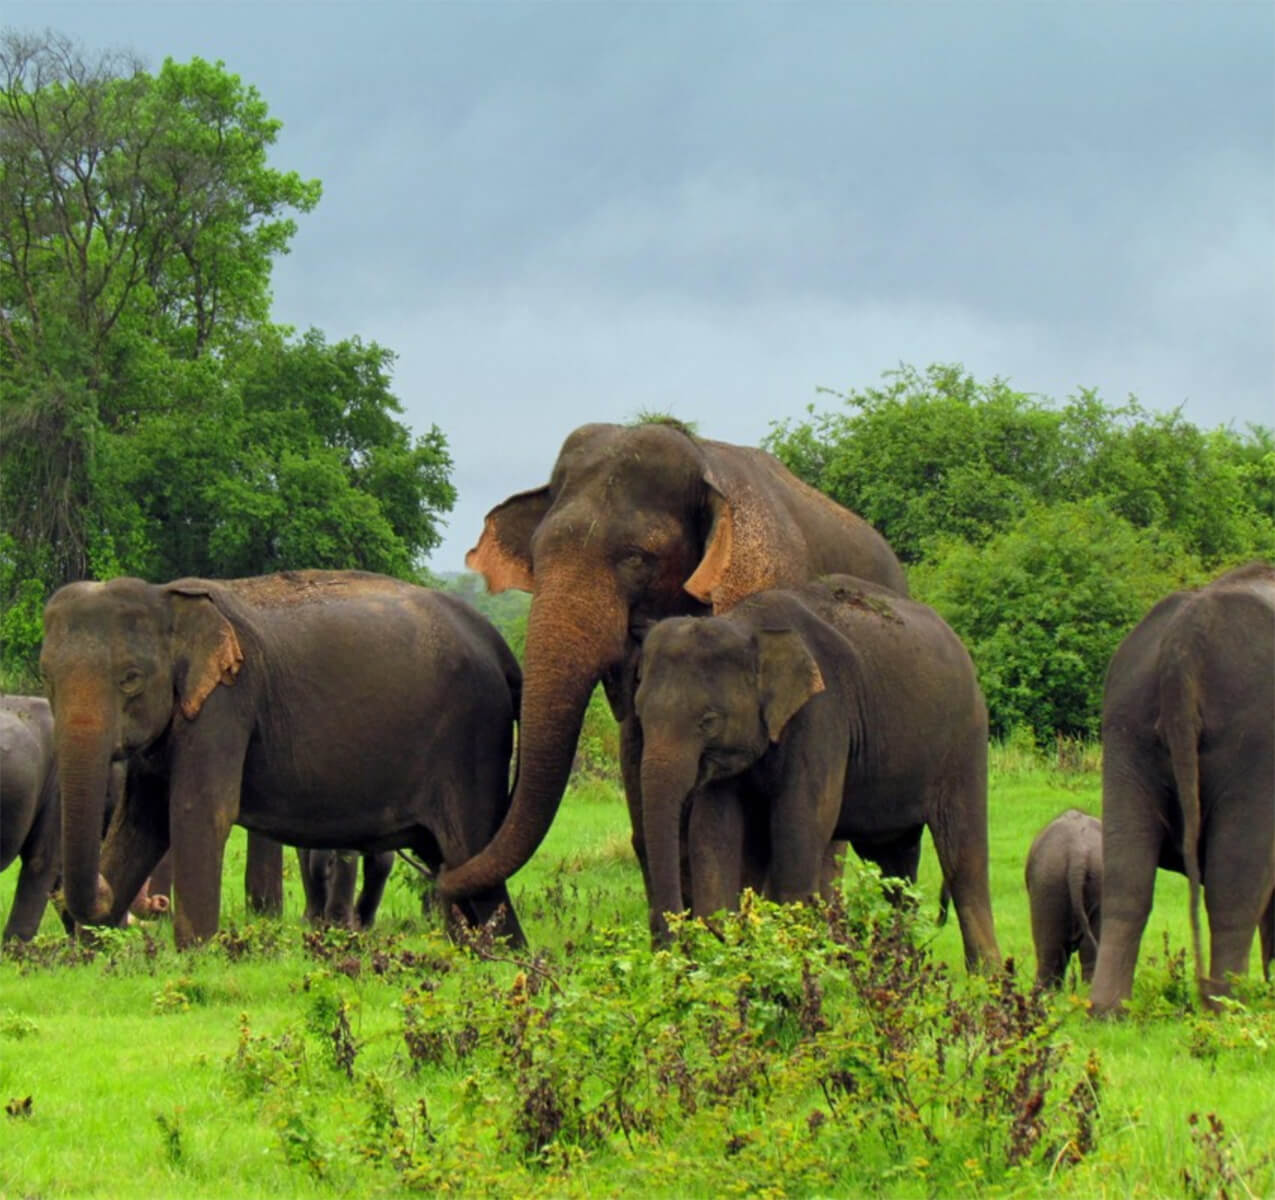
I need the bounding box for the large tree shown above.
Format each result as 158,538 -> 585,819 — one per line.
1,31 -> 455,677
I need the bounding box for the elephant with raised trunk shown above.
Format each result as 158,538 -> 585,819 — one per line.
439,422 -> 907,909
1025,809 -> 1102,989
40,570 -> 525,948
633,575 -> 999,971
1089,562 -> 1275,1015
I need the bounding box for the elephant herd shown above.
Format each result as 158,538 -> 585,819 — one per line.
2,421 -> 1272,1016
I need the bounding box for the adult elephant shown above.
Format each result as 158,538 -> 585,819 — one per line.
1,695 -> 65,940
1089,562 -> 1275,1015
632,576 -> 999,971
297,847 -> 395,929
440,421 -> 908,908
40,570 -> 525,948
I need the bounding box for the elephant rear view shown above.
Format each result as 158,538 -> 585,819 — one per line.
40,570 -> 524,948
1025,809 -> 1102,989
1089,561 -> 1275,1014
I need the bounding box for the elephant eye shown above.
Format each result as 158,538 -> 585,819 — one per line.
119,667 -> 145,696
698,710 -> 722,736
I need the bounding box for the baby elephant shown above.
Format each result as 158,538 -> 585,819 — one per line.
634,574 -> 1000,971
297,848 -> 395,929
1025,809 -> 1102,989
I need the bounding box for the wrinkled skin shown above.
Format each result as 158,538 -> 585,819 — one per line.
41,571 -> 524,949
1025,809 -> 1102,989
297,847 -> 395,929
634,575 -> 999,972
1089,562 -> 1275,1015
440,422 -> 908,909
1,695 -> 66,940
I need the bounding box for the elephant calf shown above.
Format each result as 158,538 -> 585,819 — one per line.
297,848 -> 395,929
1025,809 -> 1102,989
634,573 -> 1000,971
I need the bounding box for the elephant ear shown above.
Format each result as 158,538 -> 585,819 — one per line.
684,466 -> 790,613
756,628 -> 825,742
166,585 -> 244,721
465,486 -> 552,594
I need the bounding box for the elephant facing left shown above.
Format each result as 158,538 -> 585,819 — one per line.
40,570 -> 525,948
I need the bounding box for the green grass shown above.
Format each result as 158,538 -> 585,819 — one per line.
2,756 -> 1272,1199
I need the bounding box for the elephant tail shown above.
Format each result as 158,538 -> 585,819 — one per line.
1068,855 -> 1098,955
936,879 -> 951,927
1157,648 -> 1206,1003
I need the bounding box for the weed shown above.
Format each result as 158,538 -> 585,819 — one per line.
155,1109 -> 184,1166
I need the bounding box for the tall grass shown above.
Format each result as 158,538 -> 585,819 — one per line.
1,748 -> 1272,1198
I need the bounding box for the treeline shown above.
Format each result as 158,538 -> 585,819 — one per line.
0,32 -> 455,678
764,364 -> 1275,740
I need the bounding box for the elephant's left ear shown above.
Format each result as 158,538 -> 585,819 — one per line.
684,474 -> 736,610
756,628 -> 825,742
166,585 -> 244,721
465,486 -> 550,594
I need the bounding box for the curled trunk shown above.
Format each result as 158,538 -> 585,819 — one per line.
441,578 -> 627,897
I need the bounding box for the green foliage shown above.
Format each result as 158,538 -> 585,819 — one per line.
766,363 -> 1274,738
913,500 -> 1202,739
0,33 -> 456,675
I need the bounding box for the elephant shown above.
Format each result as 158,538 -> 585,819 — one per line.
1089,561 -> 1275,1015
1,695 -> 66,940
39,569 -> 525,949
1025,809 -> 1102,989
297,847 -> 395,929
439,421 -> 908,912
631,574 -> 1000,971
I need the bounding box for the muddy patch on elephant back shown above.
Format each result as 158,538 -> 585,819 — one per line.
826,581 -> 903,623
228,570 -> 400,609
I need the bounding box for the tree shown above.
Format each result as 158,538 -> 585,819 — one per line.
1,32 -> 457,678
912,500 -> 1202,741
1,30 -> 320,587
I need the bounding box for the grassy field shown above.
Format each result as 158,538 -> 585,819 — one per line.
2,749 -> 1272,1199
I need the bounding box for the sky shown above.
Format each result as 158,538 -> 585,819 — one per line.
7,2 -> 1274,571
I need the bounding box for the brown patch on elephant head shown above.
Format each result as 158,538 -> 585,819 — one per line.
826,579 -> 904,624
166,588 -> 244,720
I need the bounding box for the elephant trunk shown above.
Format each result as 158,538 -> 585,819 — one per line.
441,576 -> 627,899
640,747 -> 701,940
56,706 -> 117,925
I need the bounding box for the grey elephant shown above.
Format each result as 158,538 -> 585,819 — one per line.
632,574 -> 1000,971
40,570 -> 525,948
297,847 -> 395,929
1089,562 -> 1275,1014
1,694 -> 67,940
1025,809 -> 1102,989
440,421 -> 908,913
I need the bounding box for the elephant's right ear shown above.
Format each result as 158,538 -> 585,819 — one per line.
165,585 -> 244,721
465,486 -> 552,594
756,628 -> 825,742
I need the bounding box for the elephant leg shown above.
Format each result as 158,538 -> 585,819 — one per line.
97,769 -> 170,931
618,712 -> 654,905
1199,802 -> 1275,1004
1077,929 -> 1099,984
454,884 -> 527,948
858,833 -> 924,908
1028,871 -> 1072,989
244,833 -> 284,917
355,852 -> 394,930
4,851 -> 59,941
297,848 -> 325,923
1089,760 -> 1162,1014
925,767 -> 1000,972
687,785 -> 747,918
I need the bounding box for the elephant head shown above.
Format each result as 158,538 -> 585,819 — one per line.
634,615 -> 825,933
39,577 -> 243,924
439,421 -> 894,900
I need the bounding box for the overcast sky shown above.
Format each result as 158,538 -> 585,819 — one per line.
9,2 -> 1274,570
